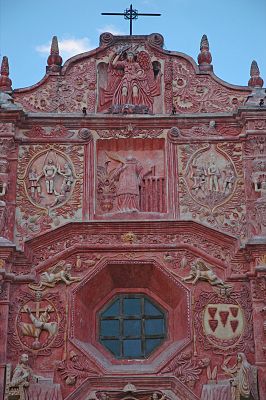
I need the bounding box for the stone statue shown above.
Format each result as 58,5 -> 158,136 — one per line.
5,353 -> 63,400
9,354 -> 33,389
107,152 -> 144,212
99,47 -> 161,112
5,353 -> 34,399
221,353 -> 259,400
28,169 -> 41,200
222,166 -> 235,193
29,261 -> 81,291
207,155 -> 220,192
58,162 -> 74,192
42,159 -> 58,194
182,259 -> 230,288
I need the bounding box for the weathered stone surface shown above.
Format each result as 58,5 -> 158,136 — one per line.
0,32 -> 265,400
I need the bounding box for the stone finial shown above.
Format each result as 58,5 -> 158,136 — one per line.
248,60 -> 264,88
198,34 -> 213,72
47,36 -> 62,73
0,56 -> 12,92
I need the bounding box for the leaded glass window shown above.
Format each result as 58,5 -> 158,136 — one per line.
99,294 -> 166,359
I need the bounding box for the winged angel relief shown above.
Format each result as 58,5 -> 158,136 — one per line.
98,46 -> 162,113
29,260 -> 81,291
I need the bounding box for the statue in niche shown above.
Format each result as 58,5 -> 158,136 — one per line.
29,261 -> 81,291
106,152 -> 144,212
182,258 -> 230,288
99,46 -> 161,113
97,150 -> 166,214
221,353 -> 259,400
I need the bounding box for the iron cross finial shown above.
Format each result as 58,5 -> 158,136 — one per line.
101,4 -> 161,36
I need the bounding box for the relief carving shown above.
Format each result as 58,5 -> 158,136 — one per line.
4,353 -> 63,400
98,47 -> 162,114
161,351 -> 210,389
182,258 -> 231,290
15,144 -> 83,247
182,145 -> 236,210
221,353 -> 259,400
14,60 -> 97,113
17,292 -> 59,350
172,58 -> 248,113
97,140 -> 166,215
179,143 -> 246,239
29,261 -> 81,291
194,288 -> 254,354
56,350 -> 99,386
8,290 -> 65,357
24,149 -> 76,209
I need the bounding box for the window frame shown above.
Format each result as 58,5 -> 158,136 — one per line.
99,293 -> 167,359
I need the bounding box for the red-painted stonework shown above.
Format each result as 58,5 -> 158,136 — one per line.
0,33 -> 266,400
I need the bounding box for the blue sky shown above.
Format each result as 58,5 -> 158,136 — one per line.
0,0 -> 266,89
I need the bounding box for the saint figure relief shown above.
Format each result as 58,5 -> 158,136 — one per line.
108,152 -> 144,212
99,46 -> 161,112
221,353 -> 259,400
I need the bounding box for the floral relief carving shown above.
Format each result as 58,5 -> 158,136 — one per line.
29,230 -> 234,268
172,58 -> 249,113
97,126 -> 164,139
161,350 -> 210,389
23,125 -> 75,138
14,60 -> 97,113
56,349 -> 99,387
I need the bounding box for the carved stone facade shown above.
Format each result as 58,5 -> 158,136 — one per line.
0,32 -> 265,400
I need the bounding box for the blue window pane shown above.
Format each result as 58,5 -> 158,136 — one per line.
101,320 -> 119,337
145,299 -> 163,316
124,319 -> 141,336
146,338 -> 162,354
102,299 -> 120,317
101,339 -> 120,356
144,319 -> 165,335
123,298 -> 141,315
123,339 -> 142,357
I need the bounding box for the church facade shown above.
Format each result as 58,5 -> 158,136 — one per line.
0,31 -> 266,400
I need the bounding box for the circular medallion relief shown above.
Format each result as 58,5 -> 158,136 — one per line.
24,149 -> 76,209
184,146 -> 237,211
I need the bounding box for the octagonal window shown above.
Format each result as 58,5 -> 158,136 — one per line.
99,294 -> 166,359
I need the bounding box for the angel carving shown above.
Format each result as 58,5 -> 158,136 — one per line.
182,258 -> 230,288
99,46 -> 161,112
29,261 -> 81,291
